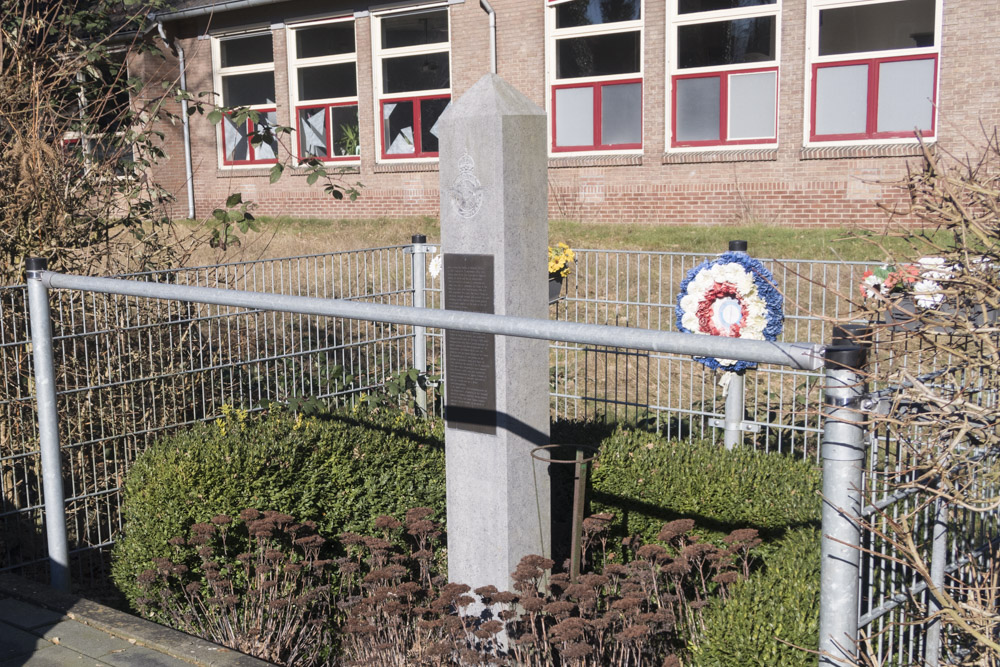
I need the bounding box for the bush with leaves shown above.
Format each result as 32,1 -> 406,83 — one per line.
112,404 -> 445,606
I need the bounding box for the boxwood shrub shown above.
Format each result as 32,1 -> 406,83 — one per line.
111,405 -> 445,605
584,425 -> 822,543
690,526 -> 822,666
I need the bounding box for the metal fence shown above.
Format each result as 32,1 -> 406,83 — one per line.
3,241 -> 995,664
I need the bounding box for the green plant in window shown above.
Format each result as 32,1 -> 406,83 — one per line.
338,122 -> 360,156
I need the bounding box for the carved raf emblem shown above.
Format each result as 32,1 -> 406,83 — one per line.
450,152 -> 484,220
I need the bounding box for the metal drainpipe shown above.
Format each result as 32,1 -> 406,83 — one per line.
157,22 -> 196,220
480,0 -> 497,74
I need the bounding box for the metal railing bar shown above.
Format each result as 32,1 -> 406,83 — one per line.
39,271 -> 826,371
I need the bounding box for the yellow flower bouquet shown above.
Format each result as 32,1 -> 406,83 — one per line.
548,242 -> 575,279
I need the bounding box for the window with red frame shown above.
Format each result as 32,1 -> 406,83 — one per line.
375,9 -> 451,159
289,19 -> 360,161
222,110 -> 279,165
670,1 -> 779,147
552,80 -> 642,150
214,32 -> 277,166
810,0 -> 938,142
549,0 -> 643,152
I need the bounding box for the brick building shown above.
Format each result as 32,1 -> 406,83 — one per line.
141,0 -> 999,227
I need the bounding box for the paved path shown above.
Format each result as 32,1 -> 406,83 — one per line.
0,574 -> 270,666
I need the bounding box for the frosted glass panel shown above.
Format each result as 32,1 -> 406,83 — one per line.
223,116 -> 248,162
555,87 -> 594,147
877,58 -> 935,134
601,82 -> 641,145
815,65 -> 868,136
675,77 -> 720,142
728,71 -> 776,140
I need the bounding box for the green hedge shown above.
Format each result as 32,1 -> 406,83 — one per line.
112,406 -> 445,605
585,425 -> 821,543
690,526 -> 821,667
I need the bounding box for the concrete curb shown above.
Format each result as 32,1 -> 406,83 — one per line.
0,573 -> 273,666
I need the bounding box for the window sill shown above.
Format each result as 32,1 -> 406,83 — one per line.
799,144 -> 926,160
548,154 -> 643,169
215,167 -> 275,177
662,148 -> 777,165
373,161 -> 439,174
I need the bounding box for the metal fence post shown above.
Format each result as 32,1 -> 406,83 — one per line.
407,234 -> 430,415
25,258 -> 71,593
924,497 -> 948,665
724,240 -> 749,450
819,342 -> 867,665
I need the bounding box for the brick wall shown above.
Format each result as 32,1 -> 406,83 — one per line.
145,0 -> 995,229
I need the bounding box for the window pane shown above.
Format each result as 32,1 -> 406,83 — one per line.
420,98 -> 450,154
220,34 -> 273,68
679,0 -> 774,13
877,58 -> 935,134
224,115 -> 249,161
381,10 -> 448,49
556,32 -> 640,79
728,70 -> 776,140
815,64 -> 868,136
384,101 -> 415,154
677,16 -> 776,68
819,0 -> 935,56
331,105 -> 360,156
222,72 -> 275,106
298,63 -> 357,101
382,52 -> 450,94
555,87 -> 594,147
253,111 -> 278,160
675,76 -> 720,142
295,23 -> 354,59
601,82 -> 641,145
555,0 -> 639,29
299,107 -> 328,158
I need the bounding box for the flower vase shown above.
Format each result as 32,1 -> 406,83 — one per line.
549,276 -> 564,303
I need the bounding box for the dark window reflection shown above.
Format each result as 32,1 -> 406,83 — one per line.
556,0 -> 639,29
677,16 -> 775,68
557,32 -> 641,78
296,23 -> 355,59
381,10 -> 448,49
222,71 -> 276,106
819,0 -> 935,56
382,52 -> 450,94
298,63 -> 357,100
679,0 -> 774,14
221,34 -> 273,68
420,98 -> 450,153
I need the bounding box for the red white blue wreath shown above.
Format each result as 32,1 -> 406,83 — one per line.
676,252 -> 784,372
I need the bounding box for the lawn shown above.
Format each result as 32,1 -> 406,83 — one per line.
179,215 -> 936,266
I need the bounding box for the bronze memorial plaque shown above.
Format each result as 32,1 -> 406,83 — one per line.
443,254 -> 496,434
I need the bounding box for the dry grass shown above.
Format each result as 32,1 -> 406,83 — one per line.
173,214 -> 941,268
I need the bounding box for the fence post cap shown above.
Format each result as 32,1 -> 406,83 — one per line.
412,234 -> 427,244
26,257 -> 48,272
728,240 -> 748,252
832,324 -> 873,348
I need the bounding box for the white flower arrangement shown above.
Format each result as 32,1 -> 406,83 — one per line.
428,253 -> 443,279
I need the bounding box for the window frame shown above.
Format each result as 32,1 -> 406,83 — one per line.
667,0 -> 781,150
371,4 -> 452,162
545,0 -> 645,155
220,108 -> 280,166
211,30 -> 278,167
286,16 -> 360,163
805,0 -> 942,146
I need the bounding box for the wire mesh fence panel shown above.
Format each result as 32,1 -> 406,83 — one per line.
550,249 -> 871,461
1,248 -> 416,588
